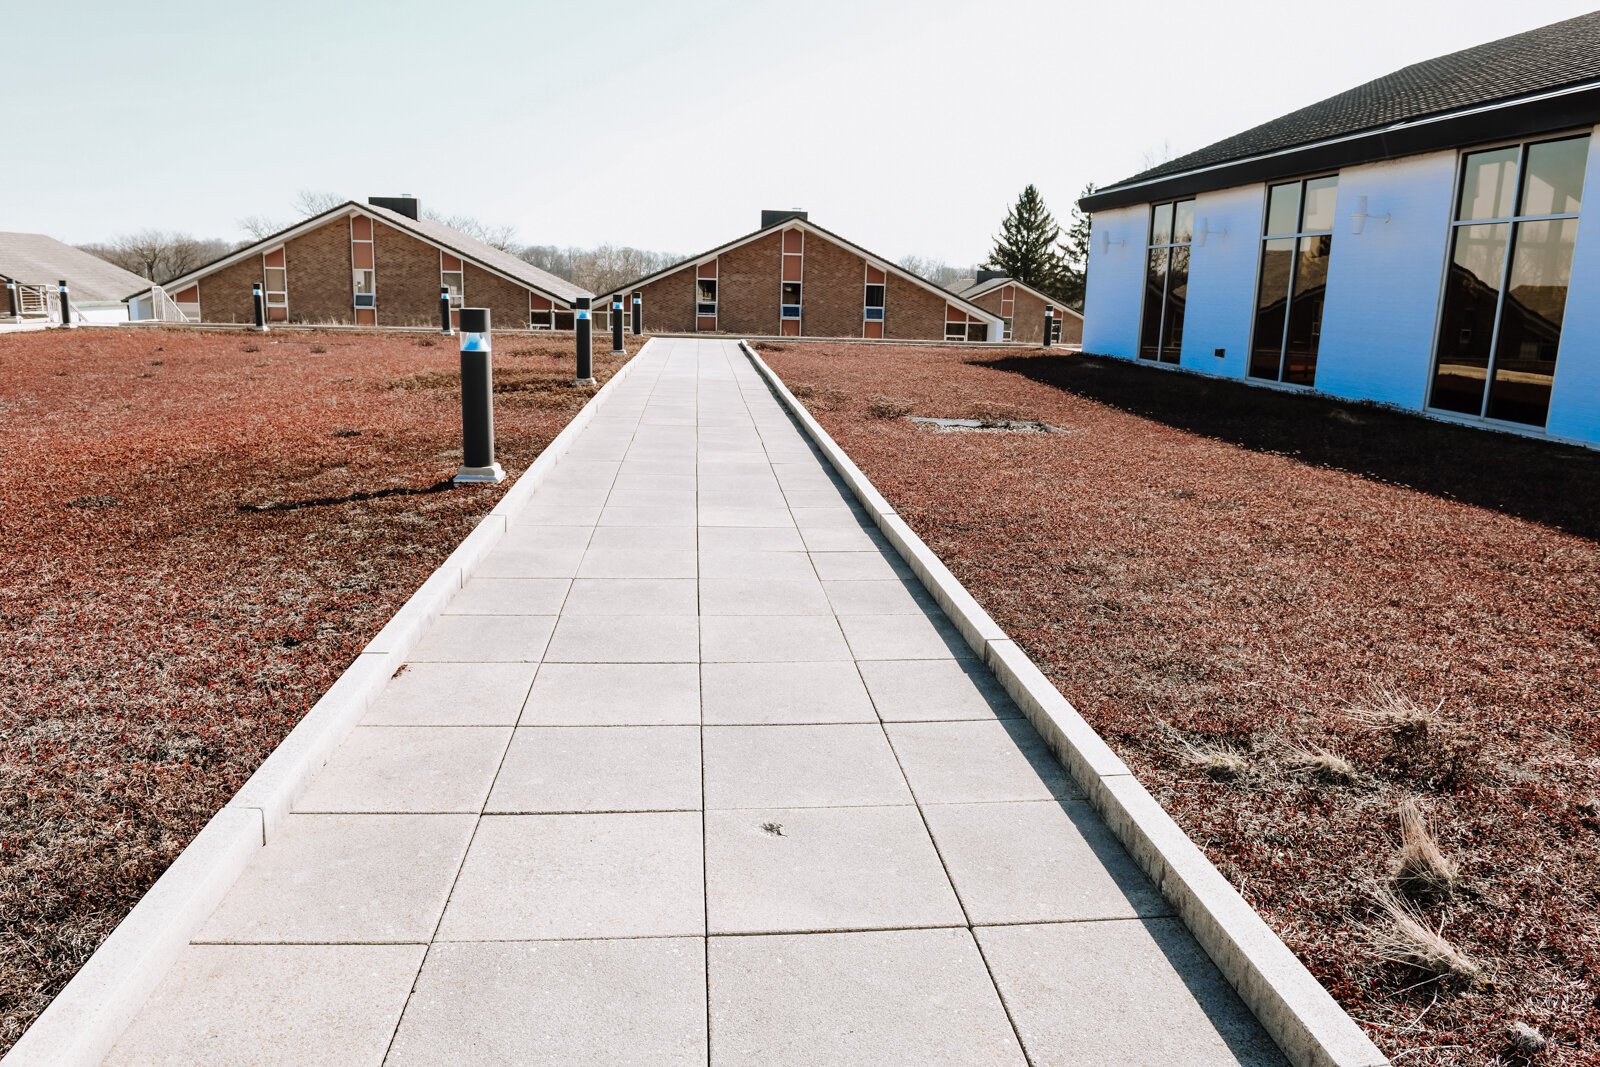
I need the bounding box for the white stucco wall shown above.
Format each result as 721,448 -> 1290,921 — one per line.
1081,205 -> 1146,358
1315,152 -> 1457,409
1079,136 -> 1600,447
1177,184 -> 1265,379
1545,125 -> 1600,443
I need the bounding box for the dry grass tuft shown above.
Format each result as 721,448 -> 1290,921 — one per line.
968,401 -> 1024,424
867,395 -> 914,419
241,343 -> 260,353
1176,739 -> 1251,780
1392,798 -> 1459,899
1348,688 -> 1442,742
789,382 -> 848,408
415,336 -> 436,347
1369,890 -> 1480,980
1283,744 -> 1358,784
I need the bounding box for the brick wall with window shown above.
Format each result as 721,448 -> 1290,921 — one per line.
800,233 -> 867,338
374,221 -> 445,327
635,266 -> 697,334
196,256 -> 261,324
717,231 -> 783,336
283,219 -> 354,325
969,287 -> 1079,344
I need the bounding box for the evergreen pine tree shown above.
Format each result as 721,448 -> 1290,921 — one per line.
1059,182 -> 1095,310
987,185 -> 1068,297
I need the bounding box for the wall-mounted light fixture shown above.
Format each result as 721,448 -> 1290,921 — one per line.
1194,217 -> 1227,247
1349,195 -> 1391,235
1098,231 -> 1126,254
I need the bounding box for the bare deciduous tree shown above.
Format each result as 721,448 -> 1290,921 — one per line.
292,190 -> 345,216
517,244 -> 686,293
897,254 -> 978,290
78,231 -> 233,284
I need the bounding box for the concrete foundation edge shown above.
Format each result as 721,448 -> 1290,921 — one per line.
2,340 -> 653,1067
738,340 -> 1390,1067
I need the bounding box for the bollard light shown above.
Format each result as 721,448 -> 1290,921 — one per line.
610,295 -> 625,355
5,280 -> 18,321
440,286 -> 454,335
574,297 -> 596,386
453,307 -> 505,485
1043,304 -> 1054,348
251,282 -> 268,332
630,292 -> 642,335
58,280 -> 75,328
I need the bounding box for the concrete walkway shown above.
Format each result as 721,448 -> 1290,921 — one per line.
104,338 -> 1287,1066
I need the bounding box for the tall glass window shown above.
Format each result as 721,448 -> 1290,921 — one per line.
1250,176 -> 1337,385
1430,135 -> 1588,426
1139,199 -> 1193,363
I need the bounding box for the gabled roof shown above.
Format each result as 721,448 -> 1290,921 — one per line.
957,276 -> 1084,319
126,201 -> 590,305
598,216 -> 1003,325
1083,12 -> 1600,212
0,232 -> 152,304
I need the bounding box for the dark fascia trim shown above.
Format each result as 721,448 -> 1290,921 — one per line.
1080,83 -> 1600,212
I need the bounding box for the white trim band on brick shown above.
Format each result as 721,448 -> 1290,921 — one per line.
2,340 -> 655,1067
738,339 -> 1391,1067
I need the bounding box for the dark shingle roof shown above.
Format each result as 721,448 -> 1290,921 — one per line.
1105,11 -> 1600,191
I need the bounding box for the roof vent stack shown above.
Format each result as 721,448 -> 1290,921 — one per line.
369,195 -> 420,220
761,209 -> 808,228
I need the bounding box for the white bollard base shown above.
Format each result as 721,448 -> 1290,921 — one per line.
453,462 -> 506,485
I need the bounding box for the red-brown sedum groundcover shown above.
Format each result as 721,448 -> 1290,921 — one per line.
759,341 -> 1600,1066
0,326 -> 633,1052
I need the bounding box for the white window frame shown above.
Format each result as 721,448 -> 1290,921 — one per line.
529,291 -> 555,330
863,262 -> 887,334
1247,175 -> 1338,386
350,215 -> 377,313
441,251 -> 465,310
262,246 -> 288,311
696,258 -> 718,331
1139,198 -> 1196,363
780,229 -> 803,327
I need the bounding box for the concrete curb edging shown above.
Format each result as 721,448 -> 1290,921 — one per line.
739,340 -> 1390,1067
3,341 -> 653,1067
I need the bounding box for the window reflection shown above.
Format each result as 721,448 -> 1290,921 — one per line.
1265,184 -> 1300,237
1431,136 -> 1587,426
1140,248 -> 1167,360
1251,239 -> 1295,378
1300,177 -> 1339,232
1138,200 -> 1193,364
1458,147 -> 1519,220
1251,177 -> 1336,384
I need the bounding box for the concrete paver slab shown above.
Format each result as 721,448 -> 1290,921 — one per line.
408,614 -> 557,663
105,944 -> 423,1067
385,939 -> 706,1067
976,920 -> 1290,1066
365,663 -> 535,726
923,800 -> 1170,924
294,727 -> 510,813
822,578 -> 932,616
544,615 -> 699,663
708,928 -> 1026,1066
700,577 -> 832,616
577,547 -> 698,579
445,577 -> 570,616
838,613 -> 973,661
486,726 -> 701,813
195,814 -> 474,943
435,812 -> 704,940
703,724 -> 911,808
886,720 -> 1082,804
705,806 -> 963,934
856,659 -> 1020,722
562,577 -> 698,615
700,615 -> 849,662
701,661 -> 875,724
808,550 -> 912,581
521,663 -> 700,725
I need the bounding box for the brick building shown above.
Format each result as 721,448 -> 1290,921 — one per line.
957,270 -> 1084,345
126,197 -> 588,329
598,211 -> 1003,342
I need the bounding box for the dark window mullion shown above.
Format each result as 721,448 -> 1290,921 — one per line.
1478,145 -> 1527,418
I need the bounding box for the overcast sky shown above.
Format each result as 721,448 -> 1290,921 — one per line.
11,0 -> 1594,265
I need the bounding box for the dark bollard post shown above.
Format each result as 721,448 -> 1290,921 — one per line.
439,286 -> 454,335
58,280 -> 75,328
574,297 -> 595,385
251,283 -> 268,332
610,295 -> 625,355
1043,304 -> 1054,348
453,308 -> 505,484
5,280 -> 18,321
630,292 -> 642,335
